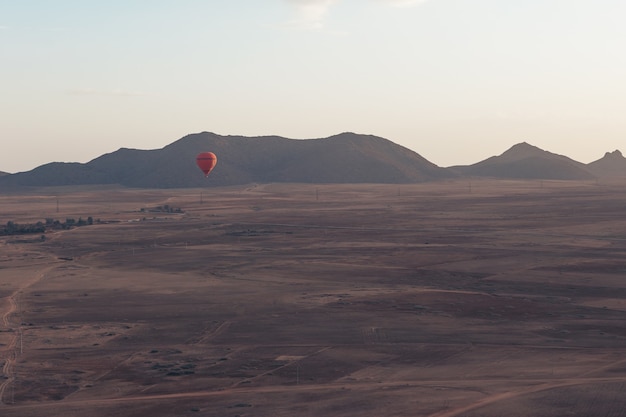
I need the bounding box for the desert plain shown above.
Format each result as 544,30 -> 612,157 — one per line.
1,179 -> 626,417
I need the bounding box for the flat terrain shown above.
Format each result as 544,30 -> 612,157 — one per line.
1,180 -> 626,416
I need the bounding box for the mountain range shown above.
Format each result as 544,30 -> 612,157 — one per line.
451,142 -> 598,180
1,132 -> 625,189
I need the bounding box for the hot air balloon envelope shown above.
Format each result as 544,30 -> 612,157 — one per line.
196,152 -> 217,177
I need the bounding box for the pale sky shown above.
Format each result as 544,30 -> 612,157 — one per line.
1,0 -> 625,173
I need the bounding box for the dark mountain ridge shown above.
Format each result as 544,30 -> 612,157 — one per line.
0,132 -> 453,189
451,142 -> 596,180
2,133 -> 625,189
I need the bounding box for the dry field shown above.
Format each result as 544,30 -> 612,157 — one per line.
1,180 -> 626,417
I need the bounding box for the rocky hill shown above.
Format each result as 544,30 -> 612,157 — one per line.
0,132 -> 454,189
587,150 -> 626,178
451,142 -> 596,180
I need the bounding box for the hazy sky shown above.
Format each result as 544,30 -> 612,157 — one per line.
2,0 -> 625,173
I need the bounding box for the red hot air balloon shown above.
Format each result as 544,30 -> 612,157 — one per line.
196,152 -> 217,177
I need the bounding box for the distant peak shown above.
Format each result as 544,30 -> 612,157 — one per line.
501,142 -> 544,157
328,132 -> 361,139
510,141 -> 538,150
604,149 -> 624,159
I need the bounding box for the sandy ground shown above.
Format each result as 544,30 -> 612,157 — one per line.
1,179 -> 626,416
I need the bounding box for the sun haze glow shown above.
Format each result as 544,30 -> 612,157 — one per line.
284,0 -> 340,29
1,0 -> 625,173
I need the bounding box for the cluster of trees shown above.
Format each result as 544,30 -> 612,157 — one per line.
1,220 -> 46,236
1,217 -> 95,236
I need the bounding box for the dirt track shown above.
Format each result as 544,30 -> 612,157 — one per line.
1,180 -> 626,416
